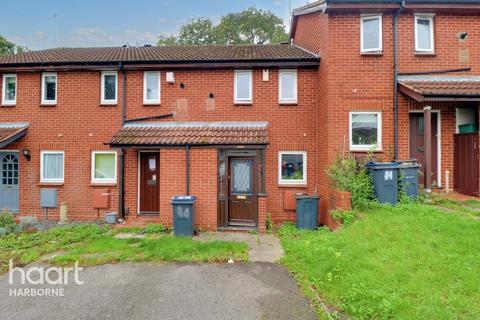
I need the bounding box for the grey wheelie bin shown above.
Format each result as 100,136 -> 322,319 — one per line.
296,194 -> 320,229
396,160 -> 421,198
366,162 -> 400,205
171,196 -> 196,236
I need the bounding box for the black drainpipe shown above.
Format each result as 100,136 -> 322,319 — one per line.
118,62 -> 126,220
186,144 -> 190,195
393,0 -> 405,160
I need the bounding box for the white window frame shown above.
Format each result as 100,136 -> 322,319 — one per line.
101,71 -> 118,104
143,71 -> 161,104
40,150 -> 64,183
279,69 -> 298,104
278,151 -> 307,185
91,151 -> 117,184
234,70 -> 253,104
349,111 -> 382,151
41,72 -> 57,105
414,14 -> 435,53
2,74 -> 16,105
360,14 -> 383,53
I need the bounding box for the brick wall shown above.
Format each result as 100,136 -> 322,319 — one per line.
0,67 -> 318,230
293,11 -> 480,194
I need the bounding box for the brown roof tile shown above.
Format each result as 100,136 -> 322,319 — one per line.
0,45 -> 318,66
399,79 -> 480,101
0,123 -> 29,148
108,122 -> 269,146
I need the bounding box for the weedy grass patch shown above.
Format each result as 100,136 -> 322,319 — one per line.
280,203 -> 480,319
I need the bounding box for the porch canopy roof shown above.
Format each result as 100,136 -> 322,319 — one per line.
107,121 -> 269,147
398,76 -> 480,102
0,122 -> 29,148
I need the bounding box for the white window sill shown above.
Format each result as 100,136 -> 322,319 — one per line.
350,146 -> 383,152
143,101 -> 161,106
414,51 -> 436,55
361,50 -> 383,55
278,181 -> 307,186
39,181 -> 64,185
41,101 -> 57,106
101,101 -> 117,105
1,103 -> 16,107
91,181 -> 117,186
234,100 -> 253,105
279,100 -> 298,105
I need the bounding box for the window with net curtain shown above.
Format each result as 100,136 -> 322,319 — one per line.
144,72 -> 160,103
235,70 -> 252,102
361,15 -> 382,52
415,15 -> 434,52
41,151 -> 64,182
92,152 -> 116,183
350,112 -> 381,150
279,70 -> 297,103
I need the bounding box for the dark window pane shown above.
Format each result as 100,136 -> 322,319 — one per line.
351,113 -> 378,146
5,76 -> 16,101
281,153 -> 304,181
44,75 -> 56,101
104,75 -> 116,100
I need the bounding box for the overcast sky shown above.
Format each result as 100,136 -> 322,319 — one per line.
1,0 -> 309,50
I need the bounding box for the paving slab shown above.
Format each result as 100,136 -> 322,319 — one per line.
195,232 -> 285,263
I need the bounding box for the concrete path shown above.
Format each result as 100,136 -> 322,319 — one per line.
195,232 -> 285,262
0,262 -> 316,320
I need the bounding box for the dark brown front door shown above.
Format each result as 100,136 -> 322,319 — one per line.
228,157 -> 256,226
409,113 -> 438,186
140,152 -> 160,214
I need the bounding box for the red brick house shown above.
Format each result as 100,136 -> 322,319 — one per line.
291,0 -> 480,197
1,0 -> 480,232
0,45 -> 319,231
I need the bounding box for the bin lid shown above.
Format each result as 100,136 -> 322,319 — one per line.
394,160 -> 421,168
171,195 -> 197,204
366,161 -> 399,170
296,195 -> 320,200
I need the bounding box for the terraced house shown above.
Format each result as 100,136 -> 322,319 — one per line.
1,0 -> 480,231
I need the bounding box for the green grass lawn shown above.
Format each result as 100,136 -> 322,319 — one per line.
279,202 -> 480,319
0,224 -> 248,274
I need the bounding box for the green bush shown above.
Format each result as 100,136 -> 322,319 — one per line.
328,155 -> 375,209
0,210 -> 18,235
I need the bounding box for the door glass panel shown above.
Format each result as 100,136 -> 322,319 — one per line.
232,159 -> 252,193
2,154 -> 19,185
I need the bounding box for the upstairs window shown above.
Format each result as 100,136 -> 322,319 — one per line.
279,69 -> 298,104
143,72 -> 160,104
360,15 -> 382,53
234,70 -> 252,104
350,111 -> 382,151
40,150 -> 64,183
91,151 -> 117,184
279,151 -> 307,185
415,15 -> 434,52
2,74 -> 16,105
41,73 -> 57,105
101,71 -> 117,104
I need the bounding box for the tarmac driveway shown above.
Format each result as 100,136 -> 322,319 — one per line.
0,262 -> 317,320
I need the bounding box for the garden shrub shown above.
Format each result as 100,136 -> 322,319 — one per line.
328,155 -> 375,209
0,210 -> 18,235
